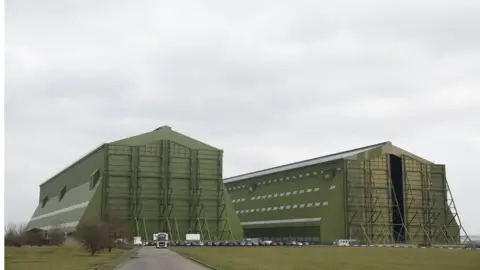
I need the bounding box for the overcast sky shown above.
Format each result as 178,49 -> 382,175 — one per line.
5,0 -> 480,234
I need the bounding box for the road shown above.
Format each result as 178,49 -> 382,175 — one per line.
117,247 -> 210,270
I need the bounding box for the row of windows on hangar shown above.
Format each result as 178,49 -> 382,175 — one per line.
227,169 -> 337,191
232,185 -> 337,204
41,169 -> 101,208
235,201 -> 330,215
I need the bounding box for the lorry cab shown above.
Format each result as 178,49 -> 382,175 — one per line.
155,240 -> 167,248
153,232 -> 169,248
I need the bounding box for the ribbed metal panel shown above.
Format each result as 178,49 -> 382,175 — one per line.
103,141 -> 236,241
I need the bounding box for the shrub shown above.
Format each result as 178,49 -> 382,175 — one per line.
74,221 -> 108,256
24,230 -> 45,246
48,228 -> 66,246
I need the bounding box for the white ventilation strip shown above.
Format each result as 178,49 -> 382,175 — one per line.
30,201 -> 90,221
39,221 -> 79,231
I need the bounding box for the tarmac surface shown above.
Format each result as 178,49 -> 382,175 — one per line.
117,247 -> 210,270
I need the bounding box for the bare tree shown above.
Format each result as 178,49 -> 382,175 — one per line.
103,215 -> 131,252
4,222 -> 27,247
5,222 -> 17,244
75,221 -> 108,256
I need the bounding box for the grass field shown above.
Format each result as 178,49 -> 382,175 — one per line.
4,246 -> 136,270
171,246 -> 480,270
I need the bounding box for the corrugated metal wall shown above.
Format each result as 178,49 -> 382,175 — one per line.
226,160 -> 344,243
345,155 -> 393,244
39,147 -> 105,200
226,148 -> 462,245
27,147 -> 105,232
101,141 -> 235,241
345,154 -> 461,245
244,226 -> 321,242
402,156 -> 459,244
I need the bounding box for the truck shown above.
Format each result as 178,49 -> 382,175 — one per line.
153,232 -> 169,248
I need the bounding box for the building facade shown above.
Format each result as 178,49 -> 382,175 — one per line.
26,126 -> 243,241
224,142 -> 467,245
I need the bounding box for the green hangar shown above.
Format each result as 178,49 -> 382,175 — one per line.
224,141 -> 468,245
26,126 -> 243,241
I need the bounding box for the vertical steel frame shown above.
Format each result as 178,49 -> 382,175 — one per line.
102,140 -> 236,241
402,155 -> 469,245
345,156 -> 402,245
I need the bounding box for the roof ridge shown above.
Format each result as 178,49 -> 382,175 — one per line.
154,125 -> 172,131
224,141 -> 390,183
168,128 -> 221,151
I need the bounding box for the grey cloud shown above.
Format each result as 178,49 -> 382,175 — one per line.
5,0 -> 480,234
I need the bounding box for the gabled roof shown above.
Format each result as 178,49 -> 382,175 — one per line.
40,126 -> 219,187
223,141 -> 434,184
110,125 -> 220,151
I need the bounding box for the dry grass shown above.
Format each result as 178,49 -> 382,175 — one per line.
172,246 -> 480,270
4,246 -> 136,270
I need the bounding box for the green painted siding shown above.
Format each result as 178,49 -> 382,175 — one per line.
402,156 -> 460,244
81,178 -> 104,224
111,126 -> 219,151
39,147 -> 105,199
27,126 -> 242,241
321,168 -> 345,243
245,226 -> 321,242
226,160 -> 344,243
225,142 -> 462,245
345,155 -> 393,243
26,181 -> 98,232
102,141 -> 241,241
28,209 -> 84,230
223,192 -> 243,240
